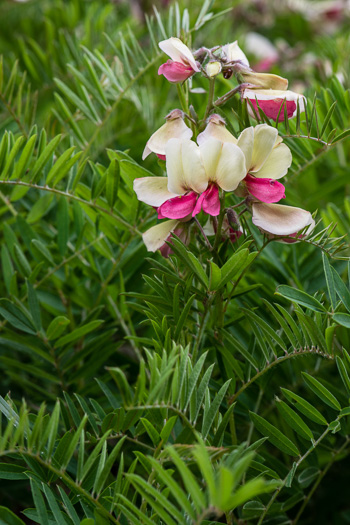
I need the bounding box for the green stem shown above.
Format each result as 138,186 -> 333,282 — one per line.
202,77 -> 215,124
212,191 -> 226,254
228,347 -> 333,405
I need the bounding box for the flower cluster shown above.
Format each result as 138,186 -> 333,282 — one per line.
134,38 -> 314,254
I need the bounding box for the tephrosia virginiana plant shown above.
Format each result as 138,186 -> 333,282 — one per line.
1,3 -> 350,524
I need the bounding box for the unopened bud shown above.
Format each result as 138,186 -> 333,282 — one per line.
227,208 -> 241,231
206,61 -> 222,78
165,108 -> 184,121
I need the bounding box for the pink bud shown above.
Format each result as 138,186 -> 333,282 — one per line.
245,175 -> 286,203
158,60 -> 195,83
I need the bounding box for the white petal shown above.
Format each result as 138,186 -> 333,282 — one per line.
237,127 -> 254,171
158,37 -> 199,71
250,124 -> 278,172
133,177 -> 178,207
166,139 -> 208,195
142,145 -> 152,160
197,122 -> 237,145
200,139 -> 222,181
145,118 -> 192,158
215,142 -> 247,191
254,142 -> 292,179
222,41 -> 249,67
252,203 -> 314,236
143,220 -> 179,252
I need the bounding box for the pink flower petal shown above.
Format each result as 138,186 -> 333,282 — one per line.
158,192 -> 197,219
156,154 -> 166,161
249,98 -> 296,121
158,60 -> 195,83
245,174 -> 285,203
192,185 -> 221,217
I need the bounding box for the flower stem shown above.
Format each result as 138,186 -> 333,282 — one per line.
212,192 -> 226,254
194,217 -> 212,250
203,77 -> 215,121
176,83 -> 195,134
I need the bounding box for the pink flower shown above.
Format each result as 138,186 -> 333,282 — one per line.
158,37 -> 200,83
242,89 -> 306,122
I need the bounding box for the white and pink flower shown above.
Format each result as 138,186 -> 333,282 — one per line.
158,37 -> 200,83
242,89 -> 306,122
142,109 -> 192,161
198,120 -> 291,204
135,137 -> 246,222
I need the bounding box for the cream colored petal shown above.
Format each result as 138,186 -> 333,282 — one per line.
197,122 -> 237,145
252,203 -> 314,236
158,37 -> 199,71
166,139 -> 208,195
250,124 -> 278,172
254,142 -> 292,179
142,145 -> 152,160
145,118 -> 192,158
133,177 -> 178,207
143,219 -> 179,252
215,142 -> 247,191
237,127 -> 254,170
200,139 -> 223,182
222,41 -> 249,67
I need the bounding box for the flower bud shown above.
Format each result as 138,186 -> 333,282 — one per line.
206,61 -> 222,78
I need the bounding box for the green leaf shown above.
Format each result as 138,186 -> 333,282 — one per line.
140,418 -> 160,446
281,388 -> 328,425
331,267 -> 350,313
302,372 -> 341,411
298,467 -> 320,488
0,464 -> 27,480
217,248 -> 249,288
0,299 -> 36,335
27,194 -> 54,224
55,320 -> 104,347
14,134 -> 37,180
202,380 -> 231,439
46,316 -> 70,340
57,197 -> 69,256
27,280 -> 41,331
30,135 -> 62,183
0,507 -> 26,525
106,159 -> 120,208
249,411 -> 299,456
275,398 -> 313,441
336,356 -> 350,395
333,313 -> 350,328
322,253 -> 336,310
276,285 -> 327,313
208,260 -> 221,291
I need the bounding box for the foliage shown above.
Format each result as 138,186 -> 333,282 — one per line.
0,0 -> 350,524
